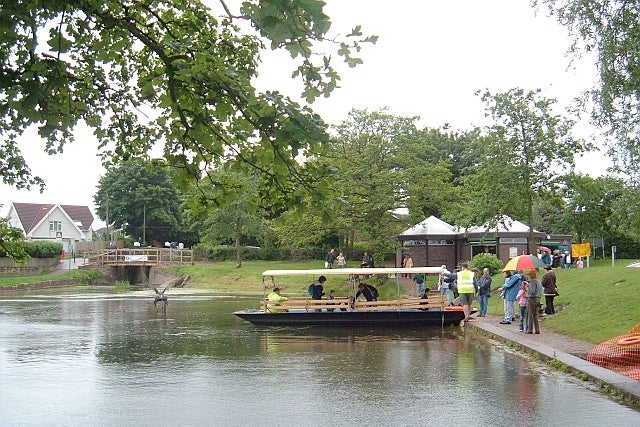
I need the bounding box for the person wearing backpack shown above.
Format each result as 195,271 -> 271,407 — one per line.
308,276 -> 326,300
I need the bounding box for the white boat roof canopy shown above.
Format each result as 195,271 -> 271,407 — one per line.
262,267 -> 443,277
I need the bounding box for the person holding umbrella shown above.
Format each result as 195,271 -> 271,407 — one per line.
500,254 -> 546,324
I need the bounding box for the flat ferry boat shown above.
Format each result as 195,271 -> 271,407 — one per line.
234,267 -> 467,327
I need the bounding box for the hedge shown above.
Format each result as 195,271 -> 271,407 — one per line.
0,241 -> 63,259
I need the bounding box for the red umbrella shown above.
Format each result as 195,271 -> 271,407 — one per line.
502,254 -> 547,271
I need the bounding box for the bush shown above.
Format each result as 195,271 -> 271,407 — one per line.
469,253 -> 503,276
193,243 -> 291,261
0,241 -> 63,259
71,269 -> 102,285
27,241 -> 63,258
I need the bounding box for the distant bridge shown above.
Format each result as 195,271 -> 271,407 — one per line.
92,248 -> 194,266
87,248 -> 194,285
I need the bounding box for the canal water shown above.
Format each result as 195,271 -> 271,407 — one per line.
1,289 -> 639,426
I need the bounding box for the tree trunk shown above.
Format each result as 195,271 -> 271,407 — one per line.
235,218 -> 242,268
527,194 -> 535,255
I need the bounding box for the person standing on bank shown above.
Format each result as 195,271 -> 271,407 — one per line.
456,263 -> 477,323
403,254 -> 414,278
525,270 -> 543,334
336,252 -> 346,268
477,267 -> 492,317
325,249 -> 336,268
516,279 -> 529,332
542,265 -> 558,315
500,270 -> 521,324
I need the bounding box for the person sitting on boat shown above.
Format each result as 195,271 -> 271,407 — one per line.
266,287 -> 288,312
419,287 -> 431,310
355,283 -> 378,301
267,287 -> 288,302
327,289 -> 337,312
308,276 -> 326,300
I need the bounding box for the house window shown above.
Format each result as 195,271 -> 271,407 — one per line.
49,221 -> 62,232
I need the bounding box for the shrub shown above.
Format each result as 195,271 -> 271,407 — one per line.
194,243 -> 311,261
0,241 -> 63,259
469,253 -> 503,275
114,280 -> 131,292
27,241 -> 63,258
71,269 -> 102,285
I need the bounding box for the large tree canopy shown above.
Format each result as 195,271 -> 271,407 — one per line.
94,159 -> 184,244
183,167 -> 268,267
460,88 -> 587,253
0,0 -> 374,205
536,0 -> 640,181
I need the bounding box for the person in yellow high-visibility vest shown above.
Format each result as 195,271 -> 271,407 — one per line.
266,287 -> 288,312
457,263 -> 477,323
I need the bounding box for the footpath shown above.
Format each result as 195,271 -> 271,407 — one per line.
467,313 -> 640,408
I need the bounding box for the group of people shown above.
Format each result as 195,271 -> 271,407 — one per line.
268,275 -> 379,306
274,255 -> 562,328
325,249 -> 377,269
542,248 -> 585,269
431,261 -> 560,331
324,249 -> 346,269
500,265 -> 559,334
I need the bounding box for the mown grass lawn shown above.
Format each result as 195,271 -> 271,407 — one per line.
3,257 -> 638,345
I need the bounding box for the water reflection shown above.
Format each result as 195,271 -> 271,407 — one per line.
0,292 -> 638,426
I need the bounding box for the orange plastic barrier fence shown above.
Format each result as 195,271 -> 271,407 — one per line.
587,324 -> 640,381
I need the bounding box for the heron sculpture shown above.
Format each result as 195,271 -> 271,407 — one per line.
148,275 -> 190,314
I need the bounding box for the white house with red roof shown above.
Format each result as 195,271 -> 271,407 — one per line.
6,202 -> 94,243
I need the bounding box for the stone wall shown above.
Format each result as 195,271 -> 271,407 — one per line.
0,257 -> 59,276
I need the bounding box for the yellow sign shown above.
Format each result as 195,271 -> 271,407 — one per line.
571,242 -> 591,258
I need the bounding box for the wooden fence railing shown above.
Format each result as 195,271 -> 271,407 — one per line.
90,248 -> 193,266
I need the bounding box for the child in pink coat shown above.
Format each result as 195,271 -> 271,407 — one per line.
516,280 -> 529,332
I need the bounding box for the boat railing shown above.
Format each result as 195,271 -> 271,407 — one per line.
263,295 -> 448,313
263,297 -> 352,312
353,296 -> 447,311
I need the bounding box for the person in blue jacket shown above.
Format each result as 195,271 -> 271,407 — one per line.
500,270 -> 521,324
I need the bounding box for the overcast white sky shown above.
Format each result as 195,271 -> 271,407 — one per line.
0,0 -> 606,226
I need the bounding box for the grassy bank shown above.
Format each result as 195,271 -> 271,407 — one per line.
0,270 -> 80,285
3,258 -> 638,345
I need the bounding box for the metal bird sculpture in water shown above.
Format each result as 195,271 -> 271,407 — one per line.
148,275 -> 190,314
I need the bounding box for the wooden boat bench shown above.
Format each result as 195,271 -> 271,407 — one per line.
353,295 -> 447,311
263,297 -> 353,312
262,295 -> 448,312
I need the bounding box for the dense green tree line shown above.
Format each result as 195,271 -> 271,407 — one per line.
3,1 -> 640,262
